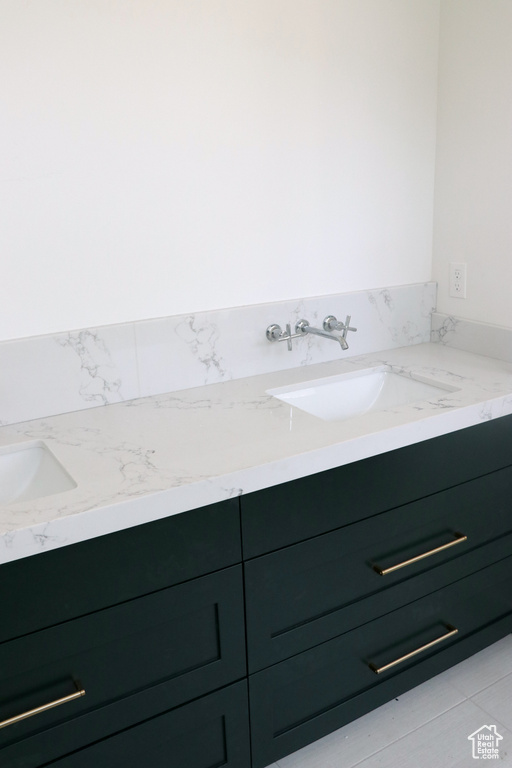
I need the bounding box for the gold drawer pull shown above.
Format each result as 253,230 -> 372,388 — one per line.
0,682 -> 85,730
369,624 -> 458,674
373,532 -> 468,576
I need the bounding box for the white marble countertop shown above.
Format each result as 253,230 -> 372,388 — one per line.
2,342 -> 512,564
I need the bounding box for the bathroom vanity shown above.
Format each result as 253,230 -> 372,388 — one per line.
1,342 -> 512,767
242,415 -> 512,766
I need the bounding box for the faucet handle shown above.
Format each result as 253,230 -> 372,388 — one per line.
295,319 -> 310,334
323,315 -> 341,332
323,315 -> 357,333
341,315 -> 357,338
266,322 -> 303,351
266,324 -> 283,341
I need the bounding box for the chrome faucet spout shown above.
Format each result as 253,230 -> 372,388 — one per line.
295,320 -> 349,350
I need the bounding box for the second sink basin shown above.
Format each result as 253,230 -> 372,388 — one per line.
267,366 -> 460,422
0,441 -> 76,505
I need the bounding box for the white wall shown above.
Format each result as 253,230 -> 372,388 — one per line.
433,0 -> 512,327
0,0 -> 440,342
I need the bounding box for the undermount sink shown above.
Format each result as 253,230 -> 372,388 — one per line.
0,441 -> 76,505
267,366 -> 460,422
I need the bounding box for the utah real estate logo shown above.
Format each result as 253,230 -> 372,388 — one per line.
468,724 -> 503,760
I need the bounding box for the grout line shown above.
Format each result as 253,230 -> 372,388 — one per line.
448,663 -> 512,701
469,700 -> 504,723
466,699 -> 511,735
347,696 -> 474,768
470,667 -> 512,697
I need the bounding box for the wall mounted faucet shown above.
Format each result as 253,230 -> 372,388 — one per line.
266,316 -> 357,352
295,319 -> 348,350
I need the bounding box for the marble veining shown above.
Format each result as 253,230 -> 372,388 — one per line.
368,288 -> 395,322
368,287 -> 430,347
0,282 -> 436,426
174,315 -> 229,384
1,341 -> 512,564
431,313 -> 460,343
57,330 -> 124,405
0,323 -> 139,425
431,312 -> 512,364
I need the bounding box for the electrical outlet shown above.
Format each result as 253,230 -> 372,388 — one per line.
449,262 -> 467,298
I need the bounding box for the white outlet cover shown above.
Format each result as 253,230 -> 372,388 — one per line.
449,262 -> 467,298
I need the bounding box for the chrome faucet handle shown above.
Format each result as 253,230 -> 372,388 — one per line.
294,319 -> 310,334
341,315 -> 357,340
323,315 -> 357,336
266,323 -> 302,351
323,315 -> 342,332
266,324 -> 284,341
284,323 -> 293,351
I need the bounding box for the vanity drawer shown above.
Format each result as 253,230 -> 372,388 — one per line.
46,681 -> 251,768
0,498 -> 241,643
241,415 -> 512,557
0,566 -> 245,754
1,681 -> 251,768
45,681 -> 251,768
245,466 -> 512,670
249,555 -> 512,767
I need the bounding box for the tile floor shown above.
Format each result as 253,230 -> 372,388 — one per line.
263,634 -> 512,768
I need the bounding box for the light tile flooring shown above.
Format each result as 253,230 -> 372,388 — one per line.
264,634 -> 512,768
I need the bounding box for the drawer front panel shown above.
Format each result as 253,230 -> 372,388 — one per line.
22,682 -> 250,768
249,555 -> 512,767
0,566 -> 245,751
0,498 -> 241,644
241,415 -> 512,557
245,467 -> 512,670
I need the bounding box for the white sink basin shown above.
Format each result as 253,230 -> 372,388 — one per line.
267,366 -> 460,422
0,441 -> 76,505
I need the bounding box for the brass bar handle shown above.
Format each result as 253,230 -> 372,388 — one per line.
373,532 -> 468,576
0,683 -> 85,730
369,624 -> 458,675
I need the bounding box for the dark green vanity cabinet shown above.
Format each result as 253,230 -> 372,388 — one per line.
2,416 -> 512,768
242,416 -> 512,768
0,500 -> 250,768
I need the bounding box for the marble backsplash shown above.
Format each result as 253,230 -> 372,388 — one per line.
0,283 -> 436,426
431,312 -> 512,364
